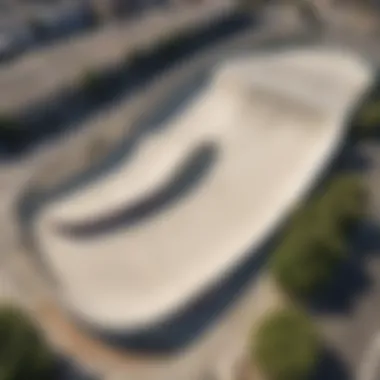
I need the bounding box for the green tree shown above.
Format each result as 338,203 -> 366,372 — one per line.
253,308 -> 321,380
321,173 -> 366,231
0,305 -> 54,380
271,219 -> 345,298
271,173 -> 365,298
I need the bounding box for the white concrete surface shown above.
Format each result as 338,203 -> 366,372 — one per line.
357,332 -> 380,380
34,48 -> 372,330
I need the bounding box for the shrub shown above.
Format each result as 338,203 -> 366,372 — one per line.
253,308 -> 321,380
80,69 -> 105,100
321,173 -> 366,231
0,305 -> 54,380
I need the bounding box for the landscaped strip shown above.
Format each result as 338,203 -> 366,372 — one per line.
0,10 -> 252,155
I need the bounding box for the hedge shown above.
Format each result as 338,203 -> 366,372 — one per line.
271,173 -> 365,298
253,308 -> 321,380
0,305 -> 54,380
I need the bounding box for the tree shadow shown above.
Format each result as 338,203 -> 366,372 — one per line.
72,214 -> 287,354
24,70 -> 213,216
54,355 -> 98,380
313,346 -> 351,380
334,142 -> 372,172
308,218 -> 380,315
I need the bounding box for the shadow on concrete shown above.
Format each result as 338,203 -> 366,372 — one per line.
54,142 -> 218,237
334,142 -> 372,172
75,223 -> 284,353
25,68 -> 212,206
313,346 -> 351,380
55,355 -> 99,380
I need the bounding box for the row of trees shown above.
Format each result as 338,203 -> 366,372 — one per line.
271,173 -> 365,299
251,72 -> 380,380
252,173 -> 366,380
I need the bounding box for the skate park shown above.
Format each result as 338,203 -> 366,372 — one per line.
18,46 -> 373,352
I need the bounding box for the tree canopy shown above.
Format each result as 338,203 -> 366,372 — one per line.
253,308 -> 321,380
0,305 -> 54,380
271,173 -> 365,298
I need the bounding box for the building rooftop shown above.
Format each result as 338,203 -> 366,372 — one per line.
33,47 -> 372,330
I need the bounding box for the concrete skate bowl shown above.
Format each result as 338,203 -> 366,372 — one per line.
18,48 -> 373,354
